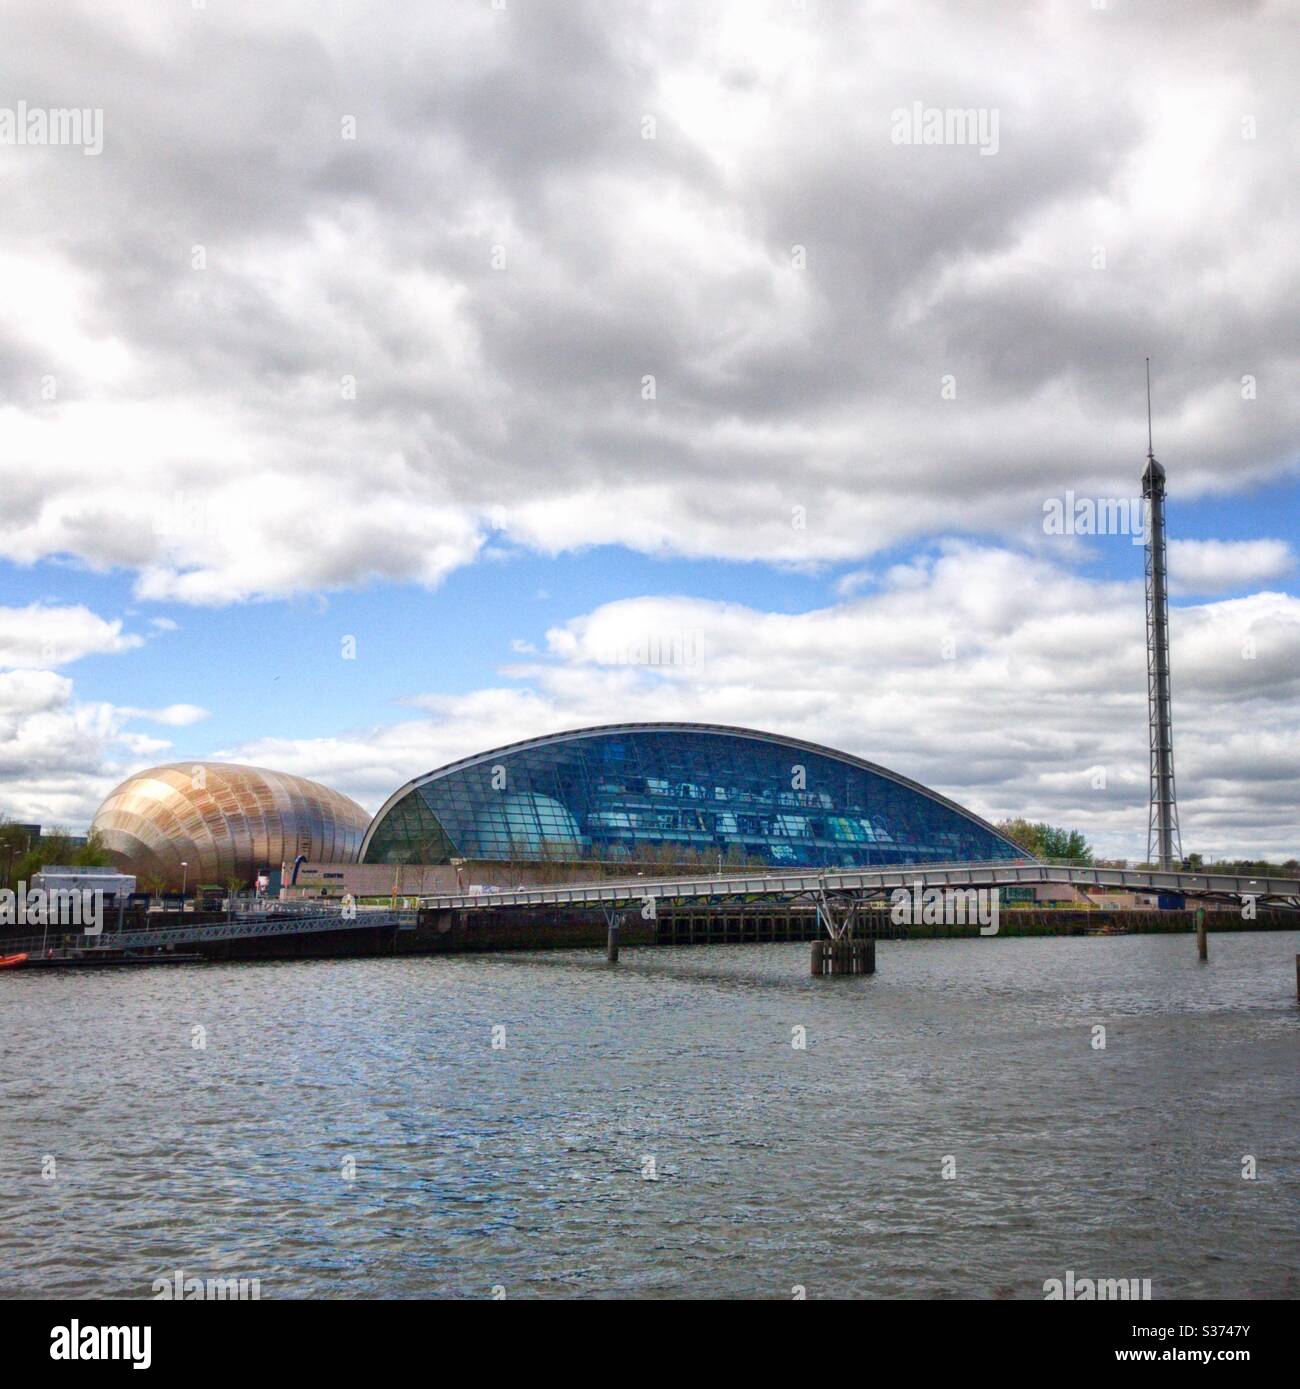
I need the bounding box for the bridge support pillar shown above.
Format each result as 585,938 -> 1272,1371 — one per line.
604,908 -> 620,964
811,937 -> 874,976
810,888 -> 876,977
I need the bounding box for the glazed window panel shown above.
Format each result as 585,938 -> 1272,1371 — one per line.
363,730 -> 1024,867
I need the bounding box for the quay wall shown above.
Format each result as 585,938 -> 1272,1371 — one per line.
196,904 -> 1297,961
5,905 -> 1292,965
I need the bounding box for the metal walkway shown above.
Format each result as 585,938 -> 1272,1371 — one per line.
6,861 -> 1294,958
416,859 -> 1300,912
4,907 -> 417,956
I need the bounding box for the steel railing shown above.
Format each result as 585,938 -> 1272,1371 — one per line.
412,859 -> 1300,913
1,905 -> 418,955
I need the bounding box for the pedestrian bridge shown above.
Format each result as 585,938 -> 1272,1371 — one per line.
4,905 -> 416,957
416,859 -> 1300,914
7,861 -> 1295,960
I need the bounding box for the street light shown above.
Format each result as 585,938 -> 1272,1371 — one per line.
181,860 -> 188,907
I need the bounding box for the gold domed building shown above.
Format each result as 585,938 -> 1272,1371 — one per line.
91,762 -> 370,890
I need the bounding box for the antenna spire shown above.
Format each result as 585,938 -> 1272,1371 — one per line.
1146,356 -> 1153,459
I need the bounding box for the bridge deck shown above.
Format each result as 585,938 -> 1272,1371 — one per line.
3,908 -> 416,955
415,859 -> 1300,912
6,861 -> 1294,957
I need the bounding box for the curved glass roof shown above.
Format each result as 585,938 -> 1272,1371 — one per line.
361,722 -> 1023,869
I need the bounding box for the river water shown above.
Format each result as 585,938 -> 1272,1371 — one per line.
2,932 -> 1297,1299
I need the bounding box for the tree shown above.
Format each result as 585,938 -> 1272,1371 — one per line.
225,875 -> 244,920
995,819 -> 1093,864
1038,825 -> 1094,864
0,819 -> 35,890
996,818 -> 1040,855
0,822 -> 111,885
1203,856 -> 1297,876
34,827 -> 74,864
72,828 -> 111,868
17,828 -> 70,882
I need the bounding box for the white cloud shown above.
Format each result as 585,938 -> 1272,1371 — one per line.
0,663 -> 209,827
222,548 -> 1300,861
119,703 -> 210,727
0,1 -> 1295,602
2,547 -> 1291,859
0,604 -> 142,669
0,670 -> 152,827
1169,538 -> 1294,594
0,3 -> 1293,865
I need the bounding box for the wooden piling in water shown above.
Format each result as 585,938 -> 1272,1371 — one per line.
606,916 -> 619,964
1196,906 -> 1207,961
810,938 -> 875,976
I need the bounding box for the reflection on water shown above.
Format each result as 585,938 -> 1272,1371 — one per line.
2,932 -> 1297,1298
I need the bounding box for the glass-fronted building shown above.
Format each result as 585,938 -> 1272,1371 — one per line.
361,723 -> 1024,869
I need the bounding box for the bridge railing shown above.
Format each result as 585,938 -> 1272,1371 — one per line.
1,905 -> 419,955
412,858 -> 1300,912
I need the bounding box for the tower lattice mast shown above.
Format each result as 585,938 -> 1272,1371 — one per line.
1142,358 -> 1181,870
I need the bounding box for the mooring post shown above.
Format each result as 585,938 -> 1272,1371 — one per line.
1195,905 -> 1207,962
810,938 -> 827,975
606,910 -> 620,964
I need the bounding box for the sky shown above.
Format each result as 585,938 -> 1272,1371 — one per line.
0,0 -> 1296,861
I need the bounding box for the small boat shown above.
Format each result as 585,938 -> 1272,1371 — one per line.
0,952 -> 29,969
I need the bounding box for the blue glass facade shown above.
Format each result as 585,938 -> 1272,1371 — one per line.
361,724 -> 1023,868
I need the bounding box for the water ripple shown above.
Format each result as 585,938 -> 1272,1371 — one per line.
1,933 -> 1297,1298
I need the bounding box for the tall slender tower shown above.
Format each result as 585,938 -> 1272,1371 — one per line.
1142,359 -> 1181,869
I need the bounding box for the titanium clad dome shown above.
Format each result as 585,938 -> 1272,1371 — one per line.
91,762 -> 370,889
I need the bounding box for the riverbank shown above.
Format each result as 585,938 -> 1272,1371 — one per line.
2,903 -> 1293,967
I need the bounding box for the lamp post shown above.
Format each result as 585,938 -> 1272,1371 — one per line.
181,860 -> 188,909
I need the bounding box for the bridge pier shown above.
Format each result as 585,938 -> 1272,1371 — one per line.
810,888 -> 877,977
811,938 -> 874,975
604,907 -> 620,964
